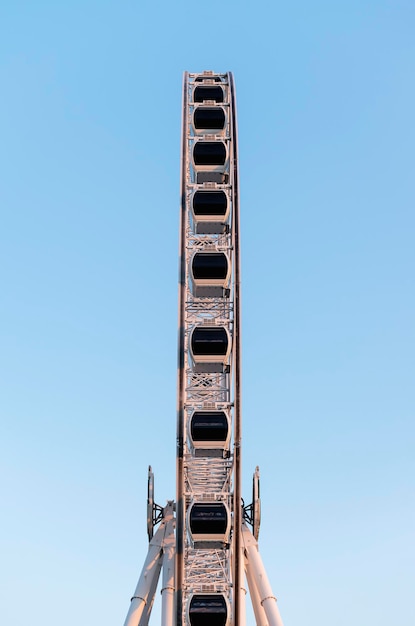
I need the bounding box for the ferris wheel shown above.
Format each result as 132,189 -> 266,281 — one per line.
123,71 -> 284,626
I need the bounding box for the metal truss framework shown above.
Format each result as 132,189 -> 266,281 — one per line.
177,71 -> 235,621
123,71 -> 284,626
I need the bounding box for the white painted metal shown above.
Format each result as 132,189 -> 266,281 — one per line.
124,504 -> 176,626
177,72 -> 236,624
141,560 -> 161,626
237,546 -> 247,626
244,550 -> 268,626
242,523 -> 285,626
123,526 -> 164,626
123,70 -> 285,626
161,505 -> 175,626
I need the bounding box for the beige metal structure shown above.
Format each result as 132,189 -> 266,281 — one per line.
123,71 -> 284,626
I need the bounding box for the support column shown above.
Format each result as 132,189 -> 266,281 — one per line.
161,506 -> 176,626
238,545 -> 247,626
242,523 -> 284,626
124,515 -> 167,626
244,550 -> 268,626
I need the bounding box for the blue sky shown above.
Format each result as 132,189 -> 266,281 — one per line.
0,1 -> 414,624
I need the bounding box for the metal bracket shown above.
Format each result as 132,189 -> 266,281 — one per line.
243,466 -> 261,540
147,465 -> 164,541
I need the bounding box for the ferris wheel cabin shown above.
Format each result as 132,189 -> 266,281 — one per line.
190,251 -> 231,297
190,326 -> 231,373
188,594 -> 230,626
188,410 -> 231,456
188,501 -> 230,549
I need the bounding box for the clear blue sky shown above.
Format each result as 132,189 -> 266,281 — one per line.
0,1 -> 414,625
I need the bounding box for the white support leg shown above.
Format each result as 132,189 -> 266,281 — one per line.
140,559 -> 162,626
123,518 -> 166,626
160,505 -> 175,626
244,551 -> 268,626
242,523 -> 284,626
238,545 -> 247,626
